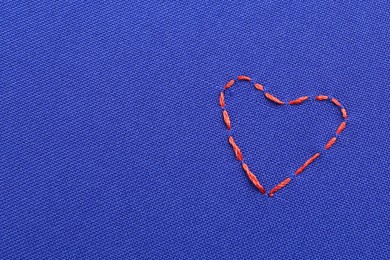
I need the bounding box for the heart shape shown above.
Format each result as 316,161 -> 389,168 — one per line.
219,75 -> 348,197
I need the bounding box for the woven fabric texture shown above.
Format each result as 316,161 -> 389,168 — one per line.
1,1 -> 389,259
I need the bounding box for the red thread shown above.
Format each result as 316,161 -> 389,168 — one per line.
219,92 -> 225,108
254,83 -> 264,91
288,96 -> 309,105
219,76 -> 348,198
237,75 -> 251,81
223,110 -> 231,130
341,108 -> 348,119
295,153 -> 320,175
224,79 -> 235,90
316,95 -> 329,101
325,137 -> 337,150
265,92 -> 285,105
242,163 -> 266,194
269,177 -> 291,197
331,97 -> 342,107
336,121 -> 346,135
228,136 -> 243,161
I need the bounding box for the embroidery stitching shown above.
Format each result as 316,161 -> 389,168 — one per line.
219,75 -> 348,197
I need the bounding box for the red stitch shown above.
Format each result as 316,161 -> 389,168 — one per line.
265,92 -> 285,105
316,95 -> 329,101
237,75 -> 251,81
331,98 -> 342,107
254,83 -> 264,91
228,136 -> 243,161
341,108 -> 348,119
223,110 -> 231,130
295,153 -> 320,175
325,137 -> 337,150
224,79 -> 235,90
219,92 -> 225,108
269,177 -> 291,197
336,121 -> 346,135
219,76 -> 348,198
288,96 -> 309,105
242,163 -> 266,194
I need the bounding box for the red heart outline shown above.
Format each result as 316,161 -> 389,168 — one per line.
219,75 -> 348,197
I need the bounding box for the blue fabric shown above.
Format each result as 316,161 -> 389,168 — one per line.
1,1 -> 389,259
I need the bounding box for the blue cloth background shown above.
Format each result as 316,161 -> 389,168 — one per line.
1,1 -> 389,259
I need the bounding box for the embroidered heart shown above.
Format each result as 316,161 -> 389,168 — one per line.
219,75 -> 348,197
